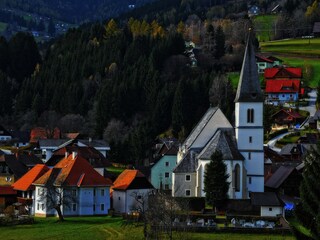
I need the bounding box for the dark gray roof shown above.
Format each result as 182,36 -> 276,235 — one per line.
265,166 -> 295,189
183,107 -> 219,149
198,129 -> 244,161
234,31 -> 263,102
251,192 -> 282,206
4,155 -> 28,179
78,139 -> 110,148
173,150 -> 200,173
39,139 -> 71,147
280,143 -> 316,156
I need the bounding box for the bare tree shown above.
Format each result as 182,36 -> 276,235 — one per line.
37,172 -> 77,221
58,114 -> 85,133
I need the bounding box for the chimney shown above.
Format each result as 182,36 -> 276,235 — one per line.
72,151 -> 77,160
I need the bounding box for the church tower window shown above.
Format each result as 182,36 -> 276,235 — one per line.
247,109 -> 254,123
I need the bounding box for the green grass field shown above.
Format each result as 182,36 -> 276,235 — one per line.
260,38 -> 320,56
0,216 -> 295,240
253,15 -> 278,42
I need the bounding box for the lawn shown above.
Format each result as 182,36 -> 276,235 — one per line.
228,72 -> 264,89
260,38 -> 320,56
253,15 -> 278,42
106,165 -> 126,176
0,216 -> 295,240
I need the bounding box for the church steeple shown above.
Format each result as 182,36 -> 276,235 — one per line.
234,30 -> 263,102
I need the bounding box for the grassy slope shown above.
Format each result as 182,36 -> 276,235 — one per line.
253,15 -> 278,42
260,38 -> 320,55
0,217 -> 295,240
260,38 -> 320,87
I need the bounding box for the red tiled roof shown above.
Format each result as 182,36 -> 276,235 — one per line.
0,186 -> 17,195
111,170 -> 144,191
33,154 -> 112,187
256,55 -> 274,63
272,109 -> 303,119
30,127 -> 61,143
12,164 -> 50,191
264,67 -> 302,79
265,80 -> 301,93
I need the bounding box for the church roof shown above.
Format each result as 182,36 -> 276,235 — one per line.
183,107 -> 218,149
234,31 -> 263,102
197,129 -> 244,161
173,150 -> 200,173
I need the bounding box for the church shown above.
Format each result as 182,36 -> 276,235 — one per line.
172,32 -> 264,199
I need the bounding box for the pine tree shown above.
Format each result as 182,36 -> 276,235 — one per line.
214,25 -> 225,59
203,150 -> 229,209
294,144 -> 320,239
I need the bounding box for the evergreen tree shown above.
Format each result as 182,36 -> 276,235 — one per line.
214,25 -> 225,59
203,150 -> 229,209
294,144 -> 320,239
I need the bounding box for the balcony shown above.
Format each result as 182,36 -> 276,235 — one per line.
17,197 -> 33,205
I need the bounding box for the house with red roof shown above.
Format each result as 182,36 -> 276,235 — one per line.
111,169 -> 154,214
32,153 -> 112,217
264,67 -> 304,105
272,108 -> 305,128
12,164 -> 49,214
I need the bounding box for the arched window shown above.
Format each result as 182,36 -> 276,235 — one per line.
247,108 -> 254,123
234,164 -> 241,192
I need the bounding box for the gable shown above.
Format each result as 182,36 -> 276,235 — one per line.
183,108 -> 232,150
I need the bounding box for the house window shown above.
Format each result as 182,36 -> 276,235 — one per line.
38,188 -> 43,196
165,184 -> 169,190
248,152 -> 251,160
185,189 -> 191,196
101,204 -> 105,211
41,204 -> 45,210
165,162 -> 169,167
93,204 -> 96,212
137,195 -> 142,200
101,189 -> 105,196
72,203 -> 77,212
118,197 -> 121,200
185,175 -> 191,182
247,109 -> 254,123
72,189 -> 77,196
269,207 -> 273,211
165,172 -> 169,178
249,136 -> 252,143
249,177 -> 252,184
93,189 -> 96,196
37,203 -> 40,210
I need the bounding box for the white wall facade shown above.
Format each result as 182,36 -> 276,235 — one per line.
34,186 -> 110,217
197,159 -> 244,199
113,189 -> 153,214
235,102 -> 264,195
261,206 -> 283,217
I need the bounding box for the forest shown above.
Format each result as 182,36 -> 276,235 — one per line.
0,0 -> 319,165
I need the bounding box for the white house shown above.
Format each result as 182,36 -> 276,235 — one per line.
172,31 -> 264,199
111,170 -> 154,214
33,153 -> 112,217
251,192 -> 283,217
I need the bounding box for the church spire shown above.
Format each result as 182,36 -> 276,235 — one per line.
234,29 -> 263,102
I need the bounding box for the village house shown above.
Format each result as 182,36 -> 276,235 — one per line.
111,169 -> 154,214
12,164 -> 50,215
271,108 -> 305,129
150,145 -> 178,191
173,32 -> 265,199
264,67 -> 304,105
33,153 -> 112,217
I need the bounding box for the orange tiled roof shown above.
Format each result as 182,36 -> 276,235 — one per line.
111,170 -> 144,191
33,154 -> 112,187
12,164 -> 50,191
30,127 -> 61,143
